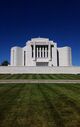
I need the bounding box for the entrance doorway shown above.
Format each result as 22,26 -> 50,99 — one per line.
36,62 -> 48,66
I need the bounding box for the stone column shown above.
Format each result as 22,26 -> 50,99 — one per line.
40,46 -> 41,58
42,46 -> 44,58
33,43 -> 36,60
45,46 -> 47,58
48,43 -> 51,60
37,46 -> 38,58
38,46 -> 40,57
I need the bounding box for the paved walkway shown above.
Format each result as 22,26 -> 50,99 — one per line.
0,80 -> 80,84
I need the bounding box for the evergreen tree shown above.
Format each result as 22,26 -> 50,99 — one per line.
1,60 -> 9,66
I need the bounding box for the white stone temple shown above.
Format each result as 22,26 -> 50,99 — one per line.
11,37 -> 72,66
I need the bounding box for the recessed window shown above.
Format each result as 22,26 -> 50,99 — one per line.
24,51 -> 26,66
31,45 -> 33,58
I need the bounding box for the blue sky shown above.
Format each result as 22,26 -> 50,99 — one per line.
0,0 -> 80,66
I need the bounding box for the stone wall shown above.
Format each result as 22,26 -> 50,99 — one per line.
0,66 -> 80,74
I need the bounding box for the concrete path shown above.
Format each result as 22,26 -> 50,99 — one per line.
0,80 -> 80,84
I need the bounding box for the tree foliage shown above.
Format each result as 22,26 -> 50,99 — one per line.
1,60 -> 9,66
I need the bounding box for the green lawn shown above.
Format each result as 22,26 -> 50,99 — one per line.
0,83 -> 80,127
0,74 -> 80,80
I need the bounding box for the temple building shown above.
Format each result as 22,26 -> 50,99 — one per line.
10,37 -> 72,66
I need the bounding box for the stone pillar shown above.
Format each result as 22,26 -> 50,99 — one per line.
37,46 -> 38,58
48,43 -> 51,60
40,46 -> 41,58
42,46 -> 44,58
45,46 -> 47,58
38,46 -> 40,57
33,44 -> 36,60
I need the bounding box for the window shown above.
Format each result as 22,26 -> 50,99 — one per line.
57,50 -> 59,66
31,45 -> 33,58
41,46 -> 42,57
44,46 -> 45,57
24,51 -> 26,66
47,46 -> 48,57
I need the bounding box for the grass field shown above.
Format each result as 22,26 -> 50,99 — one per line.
0,83 -> 80,127
0,74 -> 80,80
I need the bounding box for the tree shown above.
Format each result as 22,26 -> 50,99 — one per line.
1,60 -> 9,66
